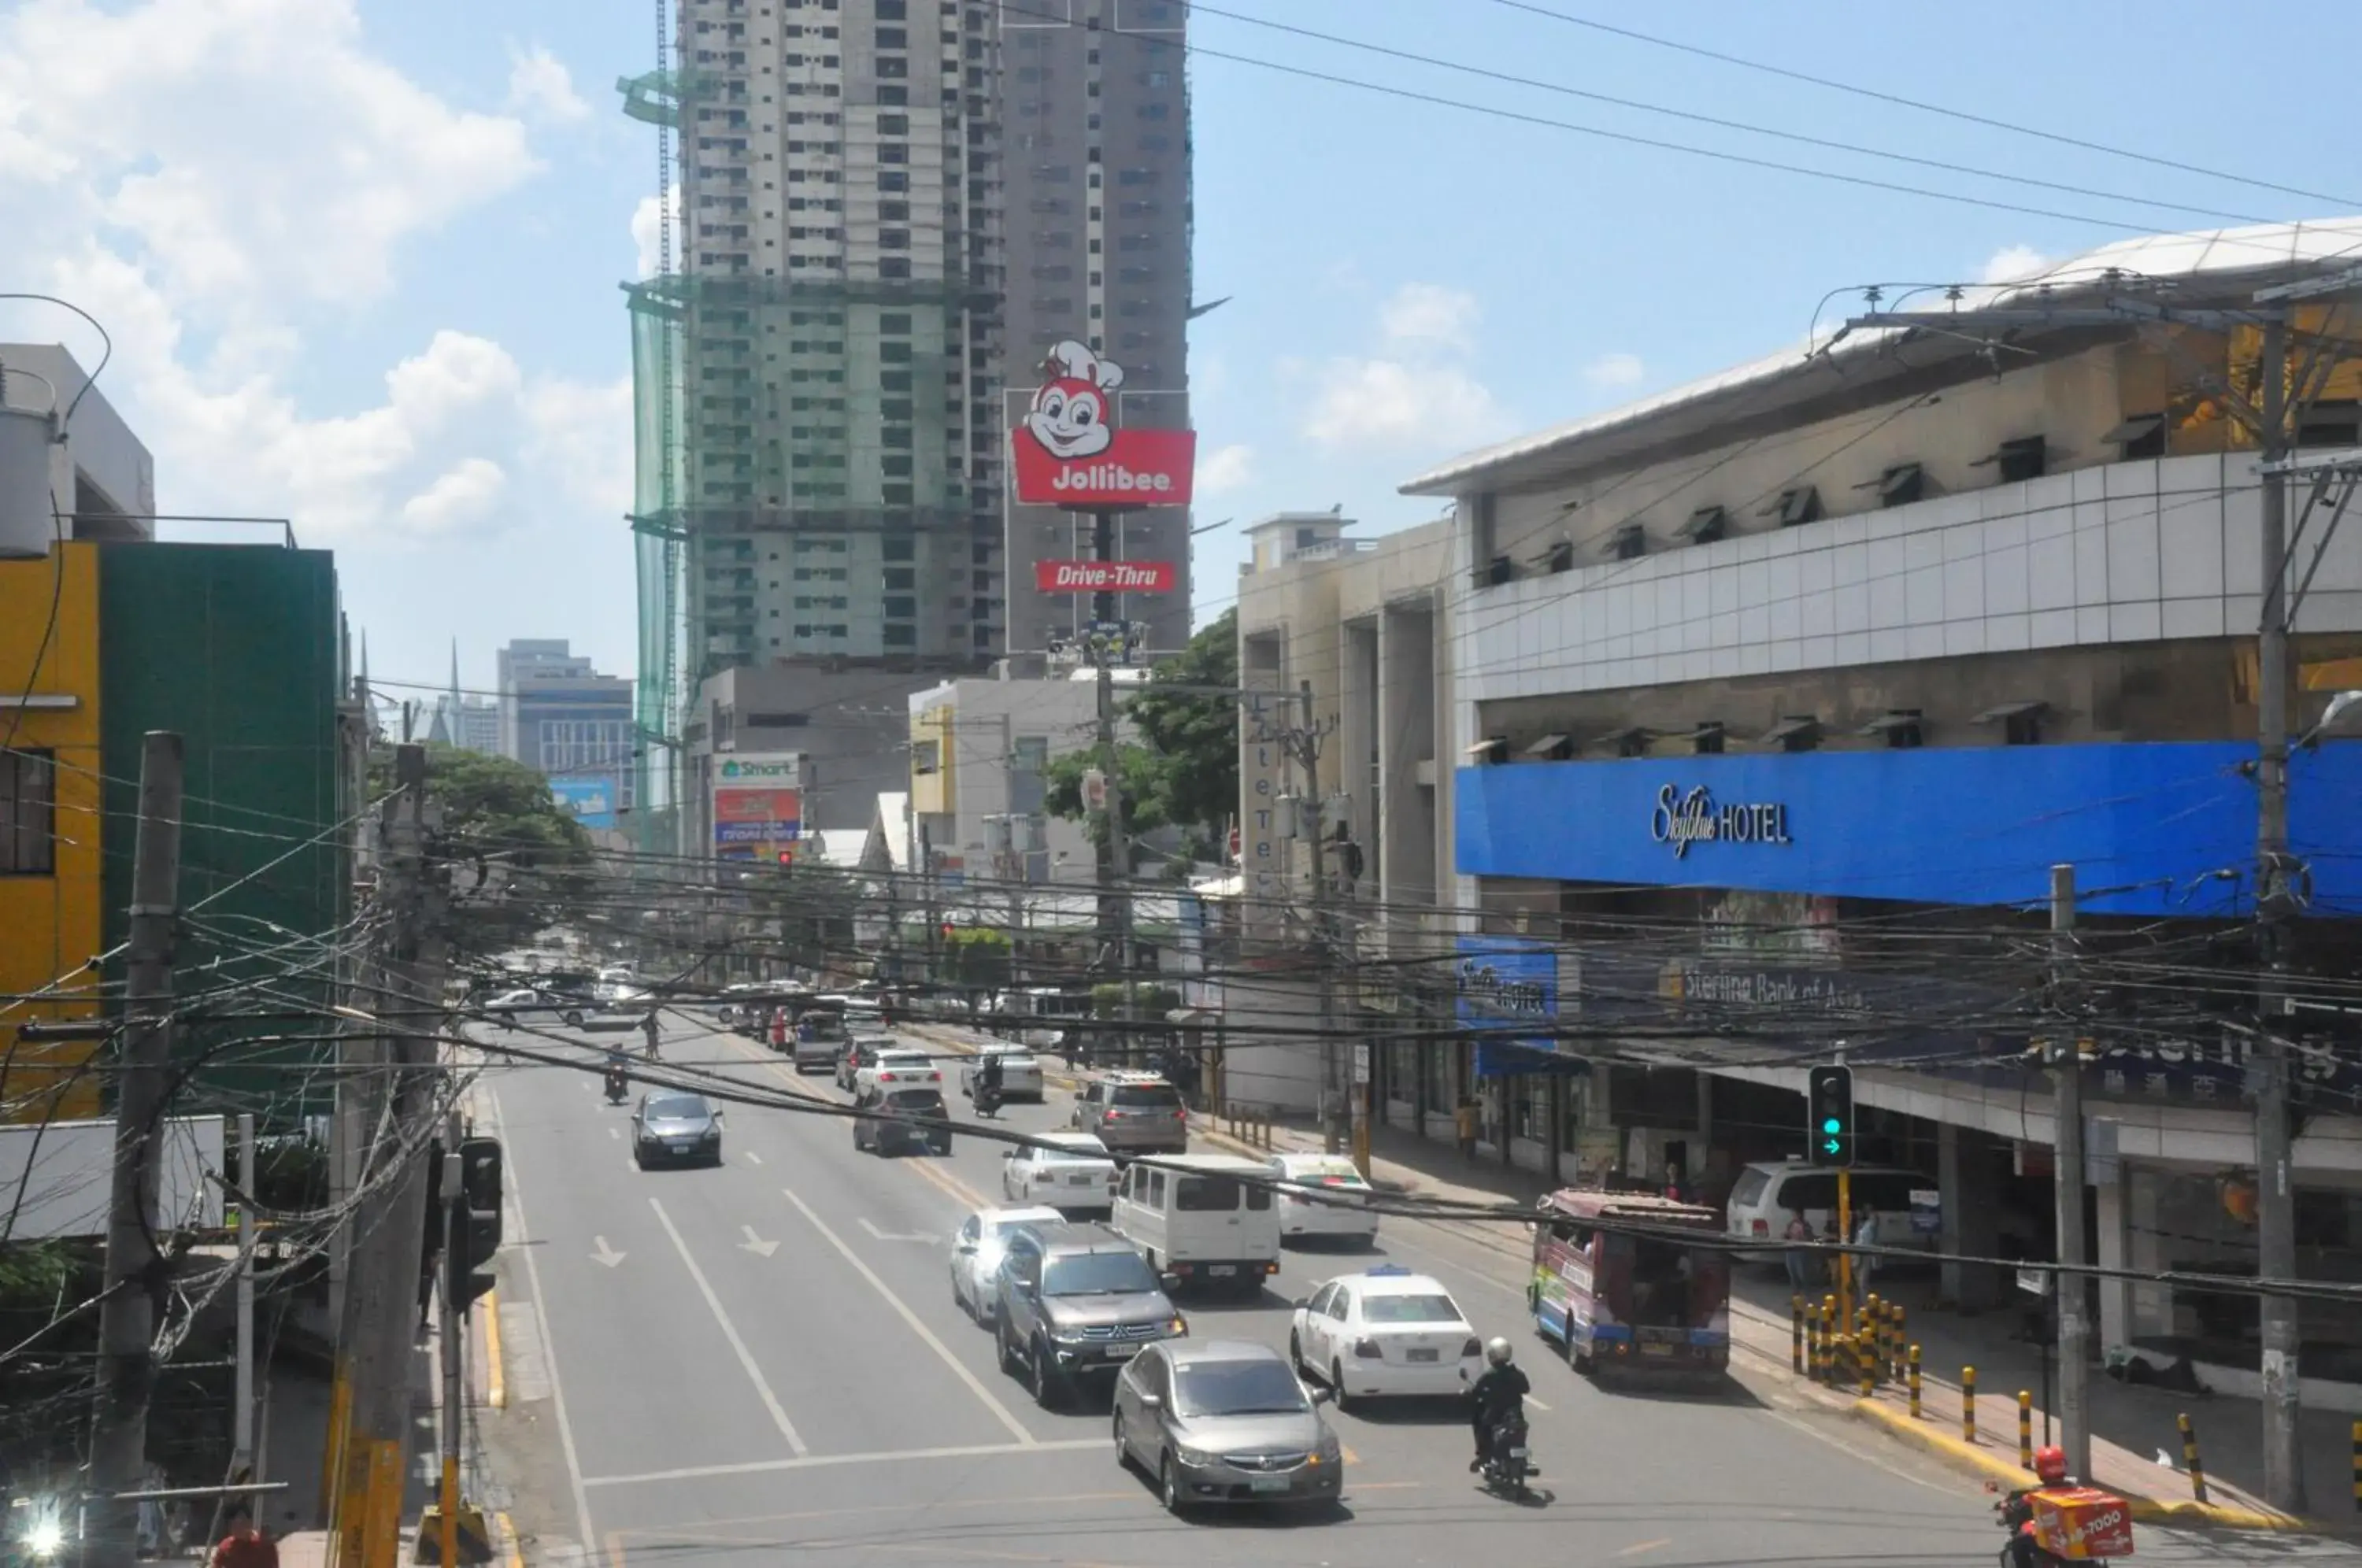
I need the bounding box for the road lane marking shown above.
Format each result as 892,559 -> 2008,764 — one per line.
611,1488 -> 1138,1533
647,1196 -> 809,1456
583,1437 -> 1098,1488
743,1151 -> 761,1164
738,1225 -> 779,1257
1526,1392 -> 1551,1411
857,1217 -> 936,1242
588,1237 -> 627,1268
1617,1541 -> 1672,1558
780,1187 -> 1035,1445
903,1150 -> 990,1211
606,1126 -> 618,1140
482,1086 -> 600,1568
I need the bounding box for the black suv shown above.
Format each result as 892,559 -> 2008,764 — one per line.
994,1222 -> 1186,1408
853,1085 -> 952,1156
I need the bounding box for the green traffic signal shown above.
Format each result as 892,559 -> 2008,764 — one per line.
1821,1117 -> 1842,1133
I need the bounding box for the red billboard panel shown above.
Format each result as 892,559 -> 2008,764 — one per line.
713,786 -> 800,824
1008,339 -> 1194,508
1009,427 -> 1195,508
1032,559 -> 1178,594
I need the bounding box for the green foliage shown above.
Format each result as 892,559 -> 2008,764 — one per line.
1090,982 -> 1181,1018
942,926 -> 1013,993
0,1240 -> 75,1312
1042,609 -> 1239,864
370,744 -> 596,955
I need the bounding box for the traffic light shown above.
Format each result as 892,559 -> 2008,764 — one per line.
776,847 -> 795,870
1806,1064 -> 1855,1166
448,1135 -> 503,1312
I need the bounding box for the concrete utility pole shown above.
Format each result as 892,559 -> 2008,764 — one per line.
437,1113 -> 463,1568
1294,681 -> 1346,1157
2049,864 -> 2090,1483
2252,315 -> 2306,1514
1090,509 -> 1138,1063
332,742 -> 442,1568
88,731 -> 184,1568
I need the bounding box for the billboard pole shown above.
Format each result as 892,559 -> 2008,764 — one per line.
1092,508 -> 1137,1063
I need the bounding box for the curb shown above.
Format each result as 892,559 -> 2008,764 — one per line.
496,1511 -> 524,1568
483,1289 -> 506,1411
1845,1398 -> 2311,1533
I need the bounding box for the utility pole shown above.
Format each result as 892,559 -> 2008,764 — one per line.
2049,864 -> 2090,1483
437,1112 -> 463,1568
1091,508 -> 1138,1065
2252,315 -> 2306,1514
88,732 -> 184,1568
232,1109 -> 257,1481
1294,681 -> 1345,1156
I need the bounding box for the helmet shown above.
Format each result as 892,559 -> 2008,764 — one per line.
2032,1445 -> 2068,1483
1484,1337 -> 1513,1366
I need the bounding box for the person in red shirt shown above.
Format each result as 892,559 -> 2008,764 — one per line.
209,1507 -> 276,1568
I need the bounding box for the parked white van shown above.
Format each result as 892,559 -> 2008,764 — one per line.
1109,1153 -> 1281,1298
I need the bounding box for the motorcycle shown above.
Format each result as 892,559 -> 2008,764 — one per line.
973,1079 -> 1004,1119
604,1067 -> 628,1104
1477,1407 -> 1534,1499
1990,1485 -> 2133,1566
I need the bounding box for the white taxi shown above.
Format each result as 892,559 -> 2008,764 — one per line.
1001,1132 -> 1120,1215
949,1205 -> 1063,1324
854,1048 -> 942,1098
1262,1152 -> 1379,1246
1288,1265 -> 1483,1408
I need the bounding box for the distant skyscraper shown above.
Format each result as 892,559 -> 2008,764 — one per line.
495,639 -> 636,815
632,0 -> 1194,729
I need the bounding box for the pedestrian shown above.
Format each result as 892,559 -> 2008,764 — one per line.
207,1507 -> 276,1568
1454,1096 -> 1479,1163
1783,1207 -> 1819,1295
1853,1204 -> 1879,1295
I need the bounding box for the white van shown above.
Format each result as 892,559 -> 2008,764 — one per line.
1109,1153 -> 1281,1297
1724,1160 -> 1936,1261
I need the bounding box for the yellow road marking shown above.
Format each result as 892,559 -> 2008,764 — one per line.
496,1511 -> 522,1568
483,1288 -> 506,1410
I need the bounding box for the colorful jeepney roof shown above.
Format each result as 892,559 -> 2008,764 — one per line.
1538,1188 -> 1720,1228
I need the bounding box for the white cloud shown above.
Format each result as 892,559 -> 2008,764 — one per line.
0,0 -> 615,550
1380,283 -> 1479,352
1981,244 -> 2050,284
0,0 -> 540,310
505,44 -> 589,124
402,458 -> 509,533
1301,359 -> 1510,453
1583,351 -> 1646,390
1197,442 -> 1254,495
632,190 -> 683,280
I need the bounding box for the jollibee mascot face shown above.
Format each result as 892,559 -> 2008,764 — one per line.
1027,340 -> 1124,460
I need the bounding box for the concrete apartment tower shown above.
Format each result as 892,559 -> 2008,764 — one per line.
632,0 -> 1193,845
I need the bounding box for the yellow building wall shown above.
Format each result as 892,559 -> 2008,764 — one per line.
909,698 -> 957,816
0,543 -> 106,1121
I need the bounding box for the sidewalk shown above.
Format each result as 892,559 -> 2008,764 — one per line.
1179,1108 -> 2353,1534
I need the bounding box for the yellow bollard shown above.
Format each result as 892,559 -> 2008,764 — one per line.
1857,1333 -> 1875,1398
2179,1411 -> 2208,1505
1963,1365 -> 1978,1444
2018,1390 -> 2034,1470
1791,1295 -> 1806,1374
1890,1302 -> 1908,1381
1812,1306 -> 1830,1383
1821,1294 -> 1838,1381
1908,1343 -> 1923,1419
2351,1418 -> 2360,1514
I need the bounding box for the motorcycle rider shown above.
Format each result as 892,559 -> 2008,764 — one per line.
1466,1337 -> 1530,1474
603,1044 -> 629,1100
976,1049 -> 1005,1114
1999,1445 -> 2073,1567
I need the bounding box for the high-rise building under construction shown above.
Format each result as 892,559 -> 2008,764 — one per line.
623,0 -> 1192,848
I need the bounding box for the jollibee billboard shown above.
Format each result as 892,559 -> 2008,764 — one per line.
1008,340 -> 1195,509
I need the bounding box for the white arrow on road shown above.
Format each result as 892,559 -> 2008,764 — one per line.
857,1218 -> 935,1243
738,1225 -> 779,1258
590,1237 -> 627,1267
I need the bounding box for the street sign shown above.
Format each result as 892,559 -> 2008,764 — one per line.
1033,559 -> 1177,594
1352,1043 -> 1371,1086
1805,1063 -> 1855,1165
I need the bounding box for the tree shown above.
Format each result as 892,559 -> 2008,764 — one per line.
942,927 -> 1013,1012
1043,608 -> 1239,864
370,744 -> 596,955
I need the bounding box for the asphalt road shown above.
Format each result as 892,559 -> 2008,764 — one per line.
472,1012 -> 2358,1568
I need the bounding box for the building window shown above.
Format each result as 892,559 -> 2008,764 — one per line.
0,748 -> 55,875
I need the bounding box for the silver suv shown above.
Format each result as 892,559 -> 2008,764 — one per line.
994,1222 -> 1186,1408
1072,1071 -> 1188,1155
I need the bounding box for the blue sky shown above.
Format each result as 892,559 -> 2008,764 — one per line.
4,0 -> 2358,697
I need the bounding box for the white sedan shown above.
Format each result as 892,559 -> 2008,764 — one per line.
1263,1152 -> 1380,1246
1001,1132 -> 1119,1215
1288,1265 -> 1484,1408
959,1046 -> 1045,1103
854,1048 -> 943,1098
948,1205 -> 1063,1323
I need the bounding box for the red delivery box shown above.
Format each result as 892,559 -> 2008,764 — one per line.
2029,1487 -> 2134,1559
